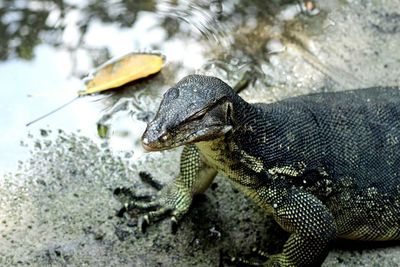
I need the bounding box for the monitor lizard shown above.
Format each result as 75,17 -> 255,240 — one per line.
133,74 -> 400,266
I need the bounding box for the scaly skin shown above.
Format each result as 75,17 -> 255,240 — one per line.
135,75 -> 400,266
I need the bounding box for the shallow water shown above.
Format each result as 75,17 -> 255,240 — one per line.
0,0 -> 209,172
0,0 -> 314,173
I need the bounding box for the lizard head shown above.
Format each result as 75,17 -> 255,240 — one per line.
142,74 -> 235,151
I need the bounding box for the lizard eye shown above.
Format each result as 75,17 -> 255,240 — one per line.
164,88 -> 179,101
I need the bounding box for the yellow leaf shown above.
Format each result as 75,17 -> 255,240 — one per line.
79,52 -> 165,96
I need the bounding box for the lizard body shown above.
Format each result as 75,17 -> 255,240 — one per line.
138,75 -> 400,266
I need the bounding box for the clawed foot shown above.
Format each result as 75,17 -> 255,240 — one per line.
114,171 -> 193,234
224,247 -> 272,267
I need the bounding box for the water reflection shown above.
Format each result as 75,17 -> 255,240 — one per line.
1,0 -> 157,61
0,0 -> 233,66
0,0 -> 313,64
0,0 -> 325,173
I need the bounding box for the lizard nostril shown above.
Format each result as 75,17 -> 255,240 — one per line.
141,136 -> 155,151
142,137 -> 149,145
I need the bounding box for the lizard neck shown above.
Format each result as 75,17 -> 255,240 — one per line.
223,89 -> 259,130
194,93 -> 265,186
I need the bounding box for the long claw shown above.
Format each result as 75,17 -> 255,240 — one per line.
139,171 -> 164,190
113,187 -> 154,201
251,247 -> 269,258
170,216 -> 178,234
168,202 -> 190,234
129,189 -> 155,201
147,206 -> 172,222
230,256 -> 262,266
139,215 -> 150,233
116,199 -> 158,218
116,206 -> 128,218
130,199 -> 160,210
171,202 -> 190,220
138,207 -> 172,233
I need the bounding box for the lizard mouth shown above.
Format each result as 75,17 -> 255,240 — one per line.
141,140 -> 158,151
184,125 -> 232,143
141,136 -> 171,152
142,125 -> 232,152
168,124 -> 231,148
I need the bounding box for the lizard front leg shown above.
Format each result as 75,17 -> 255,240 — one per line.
132,144 -> 217,231
252,186 -> 337,267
